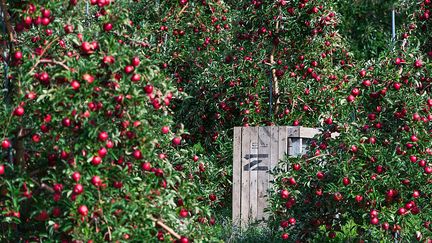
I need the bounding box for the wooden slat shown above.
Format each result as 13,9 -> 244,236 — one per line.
233,125 -> 322,228
288,138 -> 302,156
288,127 -> 302,156
248,127 -> 259,222
265,126 -> 279,219
299,127 -> 321,139
270,126 -> 280,177
240,127 -> 251,228
232,127 -> 242,227
278,126 -> 288,171
287,126 -> 300,137
301,138 -> 310,155
257,126 -> 270,220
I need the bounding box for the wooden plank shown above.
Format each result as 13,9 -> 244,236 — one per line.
278,126 -> 288,171
301,138 -> 308,155
288,127 -> 301,156
299,127 -> 321,139
288,126 -> 302,157
269,126 -> 280,181
264,126 -> 279,220
289,138 -> 302,156
248,127 -> 259,223
287,126 -> 300,137
232,127 -> 242,227
240,127 -> 251,228
233,125 -> 322,229
257,126 -> 271,220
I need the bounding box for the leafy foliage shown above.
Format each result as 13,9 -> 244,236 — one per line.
1,0 -> 432,242
0,1 -> 219,242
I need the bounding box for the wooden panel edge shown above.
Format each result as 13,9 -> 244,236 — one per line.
232,127 -> 242,227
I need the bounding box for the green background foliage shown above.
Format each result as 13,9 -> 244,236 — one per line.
1,0 -> 431,242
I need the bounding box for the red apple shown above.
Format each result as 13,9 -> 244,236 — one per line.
98,131 -> 108,141
161,126 -> 169,134
103,23 -> 113,31
81,41 -> 93,53
280,189 -> 289,199
14,51 -> 23,60
91,176 -> 102,187
71,172 -> 81,182
91,156 -> 102,166
71,80 -> 80,90
1,139 -> 11,149
144,84 -> 154,94
316,171 -> 325,180
172,137 -> 181,146
73,184 -> 84,195
131,57 -> 140,66
0,164 -> 5,175
346,95 -> 355,103
179,237 -> 189,243
179,208 -> 188,218
131,73 -> 141,82
133,149 -> 142,159
124,65 -> 134,74
209,194 -> 217,201
342,177 -> 350,186
141,162 -> 151,171
98,147 -> 107,158
77,205 -> 88,216
13,106 -> 25,116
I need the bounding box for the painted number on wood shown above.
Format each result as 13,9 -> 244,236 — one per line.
243,154 -> 269,171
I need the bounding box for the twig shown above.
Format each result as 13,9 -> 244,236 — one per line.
95,187 -> 112,241
103,216 -> 112,241
39,37 -> 59,58
38,58 -> 72,71
29,168 -> 43,176
29,177 -> 55,193
112,31 -> 150,47
176,3 -> 188,19
269,8 -> 282,114
297,96 -> 314,112
41,183 -> 54,193
27,37 -> 60,75
0,0 -> 15,42
150,216 -> 181,240
14,127 -> 29,168
305,153 -> 329,162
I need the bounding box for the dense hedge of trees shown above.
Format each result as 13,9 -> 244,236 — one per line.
1,0 -> 431,242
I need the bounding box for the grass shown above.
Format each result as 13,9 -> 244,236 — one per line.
214,222 -> 280,243
211,207 -> 283,242
210,207 -> 393,243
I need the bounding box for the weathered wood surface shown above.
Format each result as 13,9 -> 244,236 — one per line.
256,127 -> 270,220
249,127 -> 258,222
232,127 -> 242,225
240,128 -> 251,227
232,126 -> 320,228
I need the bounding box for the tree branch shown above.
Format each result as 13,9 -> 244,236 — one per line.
0,0 -> 15,42
27,37 -> 60,75
38,58 -> 72,71
270,8 -> 281,115
176,3 -> 188,19
150,216 -> 181,240
305,153 -> 329,162
103,216 -> 112,241
29,177 -> 55,194
112,31 -> 150,48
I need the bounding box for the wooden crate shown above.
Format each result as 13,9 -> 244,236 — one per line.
232,126 -> 320,228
